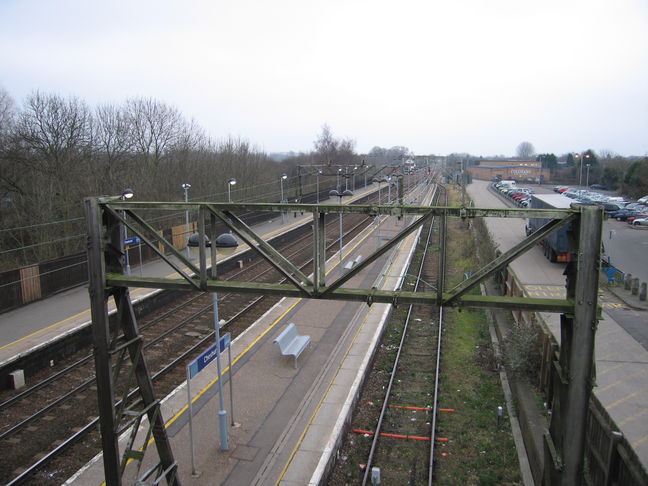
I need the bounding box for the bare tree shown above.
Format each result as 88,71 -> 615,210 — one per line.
516,141 -> 535,159
125,97 -> 185,166
93,103 -> 134,190
0,86 -> 15,140
313,124 -> 358,166
9,92 -> 93,260
313,124 -> 338,165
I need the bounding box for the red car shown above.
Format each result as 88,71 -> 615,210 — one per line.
627,213 -> 648,223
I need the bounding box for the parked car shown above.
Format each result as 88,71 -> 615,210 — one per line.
611,209 -> 642,221
627,213 -> 648,223
603,203 -> 624,213
631,218 -> 648,226
590,184 -> 608,190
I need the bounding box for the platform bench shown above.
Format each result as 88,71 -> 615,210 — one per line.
273,323 -> 311,368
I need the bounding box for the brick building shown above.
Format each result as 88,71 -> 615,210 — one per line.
467,160 -> 551,183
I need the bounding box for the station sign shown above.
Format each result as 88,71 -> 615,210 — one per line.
188,333 -> 231,379
123,236 -> 141,247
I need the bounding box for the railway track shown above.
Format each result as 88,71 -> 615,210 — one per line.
328,184 -> 448,485
0,201 -> 377,485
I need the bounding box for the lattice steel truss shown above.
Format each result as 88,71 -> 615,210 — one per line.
85,196 -> 602,486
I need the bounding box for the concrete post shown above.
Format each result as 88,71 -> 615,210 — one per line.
640,282 -> 647,301
624,274 -> 632,290
632,277 -> 639,295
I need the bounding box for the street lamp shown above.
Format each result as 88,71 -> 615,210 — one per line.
316,169 -> 322,204
280,174 -> 288,224
585,164 -> 591,188
188,231 -> 239,451
372,177 -> 383,204
120,189 -> 134,275
227,178 -> 236,203
329,189 -> 353,265
337,167 -> 342,190
575,153 -> 591,187
182,183 -> 191,259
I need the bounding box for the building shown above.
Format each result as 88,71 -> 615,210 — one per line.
467,160 -> 551,183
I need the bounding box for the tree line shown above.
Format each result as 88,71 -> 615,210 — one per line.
0,89 -> 293,269
518,141 -> 647,197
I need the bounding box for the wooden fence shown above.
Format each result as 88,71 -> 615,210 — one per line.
500,265 -> 648,485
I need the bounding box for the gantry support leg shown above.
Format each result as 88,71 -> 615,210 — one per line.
85,197 -> 180,486
543,204 -> 602,486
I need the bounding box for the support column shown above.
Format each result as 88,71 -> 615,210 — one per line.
313,211 -> 326,293
543,204 -> 602,486
85,198 -> 121,486
85,197 -> 180,486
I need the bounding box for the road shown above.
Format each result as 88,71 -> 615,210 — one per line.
602,218 -> 648,283
496,183 -> 648,283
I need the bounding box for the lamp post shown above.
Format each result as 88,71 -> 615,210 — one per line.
575,153 -> 591,187
182,183 -> 191,259
316,169 -> 322,204
188,231 -> 239,451
120,189 -> 134,275
280,173 -> 288,224
372,177 -> 382,204
227,178 -> 236,203
387,177 -> 392,204
337,167 -> 342,190
585,164 -> 591,188
329,189 -> 353,265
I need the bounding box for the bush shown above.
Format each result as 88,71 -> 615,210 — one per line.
501,323 -> 541,382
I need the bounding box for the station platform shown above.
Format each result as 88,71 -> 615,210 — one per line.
468,179 -> 648,469
0,186 -> 378,370
65,184 -> 434,485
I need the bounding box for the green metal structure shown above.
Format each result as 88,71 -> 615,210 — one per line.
85,195 -> 603,486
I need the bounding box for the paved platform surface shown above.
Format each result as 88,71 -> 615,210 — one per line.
66,183 -> 434,485
0,187 -> 378,368
469,179 -> 648,468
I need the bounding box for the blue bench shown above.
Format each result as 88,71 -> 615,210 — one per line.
273,323 -> 311,368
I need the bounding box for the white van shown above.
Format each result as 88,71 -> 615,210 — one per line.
498,180 -> 517,191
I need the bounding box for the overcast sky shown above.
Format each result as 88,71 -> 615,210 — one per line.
1,0 -> 647,157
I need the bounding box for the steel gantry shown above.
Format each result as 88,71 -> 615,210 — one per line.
85,196 -> 603,486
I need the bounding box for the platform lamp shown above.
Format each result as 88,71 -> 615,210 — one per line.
182,183 -> 192,259
280,173 -> 288,224
329,189 -> 353,265
188,231 -> 239,451
372,177 -> 383,205
316,169 -> 322,204
227,178 -> 236,203
120,188 -> 134,275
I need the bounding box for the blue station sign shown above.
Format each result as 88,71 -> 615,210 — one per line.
123,236 -> 141,247
188,333 -> 231,379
